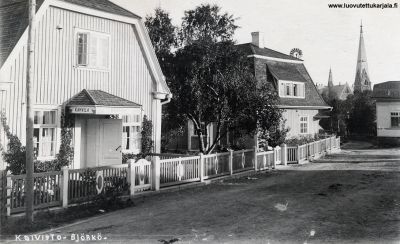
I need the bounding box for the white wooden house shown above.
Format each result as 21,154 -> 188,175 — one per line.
372,81 -> 400,145
0,0 -> 171,169
166,32 -> 330,152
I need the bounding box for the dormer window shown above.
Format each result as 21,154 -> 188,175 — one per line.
279,81 -> 305,98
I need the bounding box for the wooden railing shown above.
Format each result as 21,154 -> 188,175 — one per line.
7,171 -> 62,214
4,136 -> 340,215
232,149 -> 254,172
256,151 -> 274,170
284,136 -> 340,164
68,165 -> 129,204
203,152 -> 230,179
159,156 -> 200,187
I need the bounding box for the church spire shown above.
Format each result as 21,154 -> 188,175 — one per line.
354,21 -> 371,92
328,67 -> 333,87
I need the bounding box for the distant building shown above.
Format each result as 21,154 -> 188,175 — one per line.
372,81 -> 400,145
318,68 -> 353,100
353,23 -> 372,92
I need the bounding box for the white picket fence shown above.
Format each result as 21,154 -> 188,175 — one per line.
4,136 -> 340,215
286,136 -> 340,164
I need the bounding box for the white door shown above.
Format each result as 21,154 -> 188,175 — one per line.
100,119 -> 122,166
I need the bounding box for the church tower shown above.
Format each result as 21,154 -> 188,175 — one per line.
354,22 -> 372,92
328,67 -> 333,88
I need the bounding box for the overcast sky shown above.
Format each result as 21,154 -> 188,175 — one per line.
113,0 -> 400,87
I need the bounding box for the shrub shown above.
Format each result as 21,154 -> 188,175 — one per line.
285,135 -> 320,146
1,110 -> 74,175
141,115 -> 153,157
56,111 -> 74,168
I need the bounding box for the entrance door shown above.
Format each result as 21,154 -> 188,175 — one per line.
100,119 -> 122,166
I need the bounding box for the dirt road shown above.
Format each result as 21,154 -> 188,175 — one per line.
36,146 -> 400,243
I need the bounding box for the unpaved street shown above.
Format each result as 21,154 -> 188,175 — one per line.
38,146 -> 400,243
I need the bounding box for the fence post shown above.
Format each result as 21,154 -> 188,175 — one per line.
272,148 -> 276,169
6,172 -> 11,216
338,136 -> 341,149
61,167 -> 69,208
128,160 -> 135,196
152,156 -> 160,191
253,146 -> 258,172
325,139 -> 328,153
297,145 -> 301,164
199,153 -> 204,182
281,144 -> 287,166
229,150 -> 233,175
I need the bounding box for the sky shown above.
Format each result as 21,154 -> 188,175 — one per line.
112,0 -> 400,87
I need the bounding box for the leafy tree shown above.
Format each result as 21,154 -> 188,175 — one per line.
347,91 -> 376,136
320,90 -> 376,137
145,8 -> 177,63
164,4 -> 282,154
179,4 -> 238,45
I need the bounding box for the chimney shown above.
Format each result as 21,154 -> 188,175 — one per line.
251,31 -> 264,48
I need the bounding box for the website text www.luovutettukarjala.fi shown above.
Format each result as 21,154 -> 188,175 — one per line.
328,3 -> 398,8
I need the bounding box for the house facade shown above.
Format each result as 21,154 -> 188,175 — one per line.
166,32 -> 330,152
0,0 -> 171,169
372,81 -> 400,145
240,32 -> 331,139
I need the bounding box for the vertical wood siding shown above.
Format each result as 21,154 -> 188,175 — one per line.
2,6 -> 155,142
283,109 -> 321,138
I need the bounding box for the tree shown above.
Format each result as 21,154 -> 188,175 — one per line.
145,8 -> 177,63
347,91 -> 376,136
179,4 -> 238,46
162,4 -> 282,154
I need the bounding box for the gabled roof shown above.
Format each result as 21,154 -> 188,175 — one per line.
372,81 -> 400,100
0,0 -> 139,68
0,0 -> 171,95
237,43 -> 302,61
273,62 -> 329,108
236,42 -> 329,108
68,89 -> 141,107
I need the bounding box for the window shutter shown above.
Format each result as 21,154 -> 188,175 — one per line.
88,33 -> 97,67
98,36 -> 110,69
279,82 -> 284,96
299,83 -> 305,97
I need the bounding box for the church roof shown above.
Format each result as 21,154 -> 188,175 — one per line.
354,23 -> 371,92
0,0 -> 139,68
372,81 -> 400,100
319,84 -> 352,100
68,89 -> 141,107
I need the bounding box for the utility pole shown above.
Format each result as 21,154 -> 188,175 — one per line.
25,0 -> 36,223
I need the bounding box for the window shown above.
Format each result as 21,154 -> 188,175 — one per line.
193,123 -> 206,136
279,81 -> 305,98
122,114 -> 141,152
391,112 -> 400,127
76,30 -> 110,70
77,33 -> 88,65
300,116 -> 308,134
33,110 -> 57,158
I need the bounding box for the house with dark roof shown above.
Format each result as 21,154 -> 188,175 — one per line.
0,0 -> 171,169
241,32 -> 331,139
372,81 -> 400,145
167,32 -> 330,151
